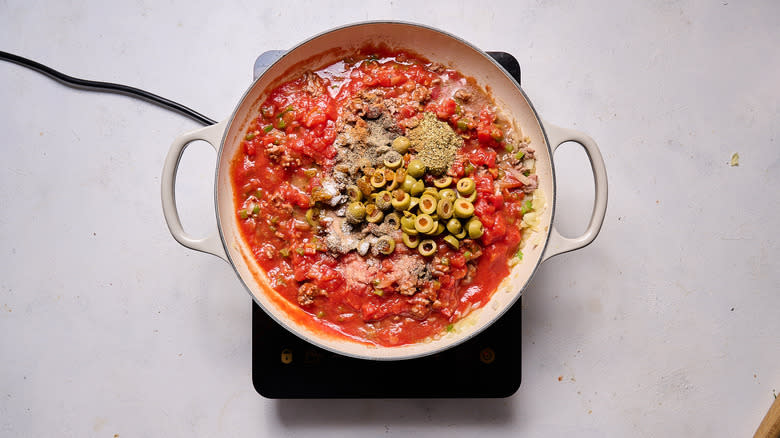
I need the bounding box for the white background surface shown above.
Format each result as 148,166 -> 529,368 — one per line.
1,1 -> 778,436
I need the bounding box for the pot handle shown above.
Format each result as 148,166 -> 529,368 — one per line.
540,120 -> 608,262
161,121 -> 229,261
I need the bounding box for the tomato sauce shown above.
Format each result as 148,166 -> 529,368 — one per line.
230,48 -> 538,346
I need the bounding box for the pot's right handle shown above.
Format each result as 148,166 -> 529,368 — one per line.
161,120 -> 229,261
541,120 -> 608,262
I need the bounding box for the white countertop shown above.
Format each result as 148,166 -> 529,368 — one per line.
1,1 -> 778,436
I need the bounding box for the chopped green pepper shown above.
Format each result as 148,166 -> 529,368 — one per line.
238,209 -> 248,219
521,200 -> 533,215
263,125 -> 273,133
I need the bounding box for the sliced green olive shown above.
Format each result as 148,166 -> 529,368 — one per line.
439,188 -> 456,203
414,214 -> 435,234
467,218 -> 484,239
402,223 -> 418,235
386,179 -> 400,191
453,199 -> 475,218
454,227 -> 467,239
391,190 -> 411,210
401,175 -> 417,193
383,168 -> 396,182
376,235 -> 396,255
384,212 -> 401,229
407,159 -> 426,178
423,187 -> 439,199
346,185 -> 362,202
456,177 -> 476,195
370,171 -> 386,189
444,235 -> 460,249
400,213 -> 416,229
305,208 -> 320,227
446,218 -> 462,235
375,190 -> 393,210
432,222 -> 445,236
458,190 -> 477,202
436,198 -> 453,219
418,239 -> 437,257
403,233 -> 420,248
433,176 -> 452,188
409,196 -> 420,211
384,152 -> 403,170
346,202 -> 366,224
418,194 -> 438,215
365,204 -> 384,223
410,180 -> 425,196
392,136 -> 411,154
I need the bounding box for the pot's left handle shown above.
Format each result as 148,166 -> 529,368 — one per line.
161,120 -> 229,261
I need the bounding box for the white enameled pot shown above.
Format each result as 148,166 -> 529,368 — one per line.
161,22 -> 608,360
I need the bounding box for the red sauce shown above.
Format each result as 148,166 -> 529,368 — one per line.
230,48 -> 537,346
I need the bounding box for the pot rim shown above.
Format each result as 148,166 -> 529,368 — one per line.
213,20 -> 557,360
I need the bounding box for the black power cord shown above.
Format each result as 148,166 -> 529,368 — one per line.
0,50 -> 217,126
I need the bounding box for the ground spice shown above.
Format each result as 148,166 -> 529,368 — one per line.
407,112 -> 463,174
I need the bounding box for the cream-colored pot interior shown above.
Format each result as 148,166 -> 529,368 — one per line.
162,22 -> 607,360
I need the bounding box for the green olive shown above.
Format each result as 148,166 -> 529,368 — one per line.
384,151 -> 403,169
418,194 -> 438,215
439,188 -> 456,203
454,227 -> 468,239
467,218 -> 484,239
401,175 -> 417,193
305,208 -> 319,227
346,202 -> 366,224
392,136 -> 411,154
444,235 -> 460,249
370,171 -> 386,189
407,159 -> 426,178
410,180 -> 425,196
403,233 -> 420,248
384,212 -> 401,229
400,214 -> 418,235
433,176 -> 452,188
423,187 -> 439,199
386,179 -> 400,191
376,235 -> 396,255
453,199 -> 475,218
457,190 -> 477,203
391,190 -> 411,210
409,196 -> 420,211
346,185 -> 362,202
446,218 -> 462,235
402,223 -> 418,235
365,203 -> 384,223
418,239 -> 437,257
414,214 -> 435,234
436,198 -> 453,219
432,222 -> 445,236
375,190 -> 393,211
456,177 -> 476,195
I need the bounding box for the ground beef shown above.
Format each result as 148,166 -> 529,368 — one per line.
297,282 -> 326,306
454,88 -> 472,102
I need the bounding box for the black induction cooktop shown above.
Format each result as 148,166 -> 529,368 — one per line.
251,50 -> 523,399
